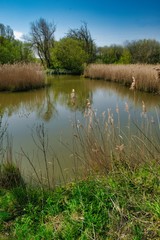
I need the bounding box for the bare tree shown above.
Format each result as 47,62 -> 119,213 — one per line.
30,18 -> 56,68
0,23 -> 6,37
67,22 -> 96,63
5,25 -> 14,40
0,23 -> 14,40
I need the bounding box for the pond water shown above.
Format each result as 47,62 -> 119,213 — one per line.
0,75 -> 159,185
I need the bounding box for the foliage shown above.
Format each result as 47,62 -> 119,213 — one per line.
1,20 -> 160,68
126,39 -> 160,64
0,163 -> 160,239
0,23 -> 14,40
118,48 -> 132,64
29,18 -> 56,68
51,38 -> 88,74
67,22 -> 96,63
97,45 -> 124,64
97,39 -> 160,64
0,162 -> 24,189
17,41 -> 35,63
0,37 -> 34,64
0,23 -> 35,64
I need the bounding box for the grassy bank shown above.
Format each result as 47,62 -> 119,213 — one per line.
0,100 -> 160,238
0,63 -> 46,92
0,108 -> 160,239
0,161 -> 160,239
84,64 -> 160,94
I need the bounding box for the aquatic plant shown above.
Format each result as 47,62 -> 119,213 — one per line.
84,64 -> 160,94
70,100 -> 160,175
0,63 -> 46,92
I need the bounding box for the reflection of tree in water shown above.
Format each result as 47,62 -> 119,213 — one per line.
37,88 -> 58,121
1,75 -> 158,123
67,89 -> 93,113
85,79 -> 160,109
0,76 -> 93,121
0,90 -> 46,116
50,76 -> 93,113
0,88 -> 58,121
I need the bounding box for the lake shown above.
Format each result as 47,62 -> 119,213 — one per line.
0,75 -> 159,185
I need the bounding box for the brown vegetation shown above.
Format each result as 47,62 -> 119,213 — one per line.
0,63 -> 46,91
84,64 -> 160,94
71,100 -> 160,176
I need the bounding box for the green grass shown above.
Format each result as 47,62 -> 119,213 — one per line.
0,162 -> 160,239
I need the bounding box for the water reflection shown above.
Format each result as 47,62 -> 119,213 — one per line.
0,75 -> 93,120
0,75 -> 159,184
84,79 -> 160,109
0,76 -> 159,119
49,76 -> 159,116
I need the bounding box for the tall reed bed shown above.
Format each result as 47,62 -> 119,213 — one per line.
71,101 -> 160,175
84,64 -> 160,94
0,63 -> 46,91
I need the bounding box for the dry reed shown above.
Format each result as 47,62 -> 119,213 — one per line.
0,63 -> 46,91
84,64 -> 160,94
71,100 -> 160,175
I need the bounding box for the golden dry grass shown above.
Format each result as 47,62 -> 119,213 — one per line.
84,64 -> 160,94
0,63 -> 46,91
71,100 -> 160,176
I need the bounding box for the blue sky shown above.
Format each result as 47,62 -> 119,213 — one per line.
1,0 -> 160,46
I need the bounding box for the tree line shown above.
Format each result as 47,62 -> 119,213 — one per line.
1,18 -> 160,74
97,40 -> 160,64
0,23 -> 34,64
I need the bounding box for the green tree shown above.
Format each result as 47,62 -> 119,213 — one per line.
0,23 -> 14,40
126,39 -> 160,63
0,37 -> 35,64
18,41 -> 35,63
51,38 -> 88,74
97,45 -> 123,64
67,22 -> 96,63
0,23 -> 35,64
118,48 -> 131,64
29,18 -> 56,68
0,23 -> 5,37
0,37 -> 17,64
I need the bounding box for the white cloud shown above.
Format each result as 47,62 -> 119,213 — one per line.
14,31 -> 23,40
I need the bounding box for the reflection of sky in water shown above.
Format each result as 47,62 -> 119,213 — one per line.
6,104 -> 73,152
1,76 -> 159,182
91,88 -> 141,124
